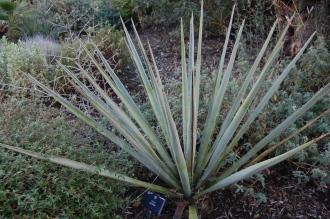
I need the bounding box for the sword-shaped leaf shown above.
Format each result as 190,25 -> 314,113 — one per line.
197,18 -> 295,186
218,82 -> 330,180
196,134 -> 328,197
195,6 -> 236,180
219,32 -> 317,164
0,143 -> 182,198
247,108 -> 330,166
121,17 -> 191,196
195,19 -> 245,183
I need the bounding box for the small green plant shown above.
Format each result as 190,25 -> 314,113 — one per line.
235,184 -> 267,204
1,2 -> 329,218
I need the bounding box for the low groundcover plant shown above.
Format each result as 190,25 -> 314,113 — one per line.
1,2 -> 329,218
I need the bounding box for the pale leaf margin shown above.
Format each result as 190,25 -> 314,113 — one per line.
0,143 -> 182,198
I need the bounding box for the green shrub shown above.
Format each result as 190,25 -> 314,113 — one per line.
0,37 -> 51,88
59,26 -> 129,68
94,0 -> 121,26
234,0 -> 275,49
0,1 -> 18,20
0,36 -> 73,97
36,0 -> 123,37
0,1 -> 55,40
47,26 -> 130,96
246,38 -> 330,188
194,0 -> 274,39
10,9 -> 55,39
111,0 -> 134,21
89,26 -> 130,72
293,38 -> 330,92
0,96 -> 132,218
36,0 -> 93,37
0,26 -> 129,95
134,0 -> 199,28
133,0 -> 274,39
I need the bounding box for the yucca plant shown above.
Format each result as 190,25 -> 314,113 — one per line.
1,1 -> 329,218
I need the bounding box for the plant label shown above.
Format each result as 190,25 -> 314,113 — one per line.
144,191 -> 166,217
